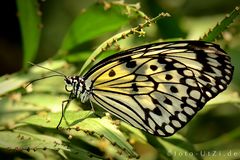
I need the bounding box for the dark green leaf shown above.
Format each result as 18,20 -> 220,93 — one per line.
59,4 -> 128,53
16,0 -> 42,68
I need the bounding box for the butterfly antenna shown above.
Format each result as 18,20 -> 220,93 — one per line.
25,62 -> 67,88
28,62 -> 67,77
25,74 -> 64,88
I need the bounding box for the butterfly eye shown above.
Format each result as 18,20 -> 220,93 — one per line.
65,84 -> 73,92
64,78 -> 73,92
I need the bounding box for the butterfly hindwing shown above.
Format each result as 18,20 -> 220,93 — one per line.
83,41 -> 233,136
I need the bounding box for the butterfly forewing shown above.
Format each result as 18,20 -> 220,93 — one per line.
82,41 -> 233,136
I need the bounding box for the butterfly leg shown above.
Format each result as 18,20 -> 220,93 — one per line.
56,94 -> 73,129
89,100 -> 95,113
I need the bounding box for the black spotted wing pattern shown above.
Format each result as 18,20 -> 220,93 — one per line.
83,41 -> 233,136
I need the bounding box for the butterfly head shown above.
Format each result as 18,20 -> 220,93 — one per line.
64,76 -> 90,102
64,76 -> 85,99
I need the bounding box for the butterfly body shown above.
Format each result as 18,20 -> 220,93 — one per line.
64,41 -> 233,136
64,76 -> 90,103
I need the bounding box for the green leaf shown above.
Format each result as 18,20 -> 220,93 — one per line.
0,96 -> 36,127
0,94 -> 79,128
59,4 -> 128,53
64,51 -> 92,63
79,13 -> 168,75
0,130 -> 67,150
200,6 -> 240,42
16,0 -> 42,68
22,111 -> 138,158
0,60 -> 66,96
0,74 -> 28,96
205,91 -> 240,106
21,93 -> 79,112
0,130 -> 101,160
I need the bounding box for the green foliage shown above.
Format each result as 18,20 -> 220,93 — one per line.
59,4 -> 129,53
79,12 -> 170,75
1,1 -> 240,160
22,111 -> 138,159
200,6 -> 240,41
16,0 -> 42,68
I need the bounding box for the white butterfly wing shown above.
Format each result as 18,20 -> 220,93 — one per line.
83,41 -> 233,136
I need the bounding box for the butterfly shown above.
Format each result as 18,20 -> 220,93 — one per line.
61,40 -> 233,136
